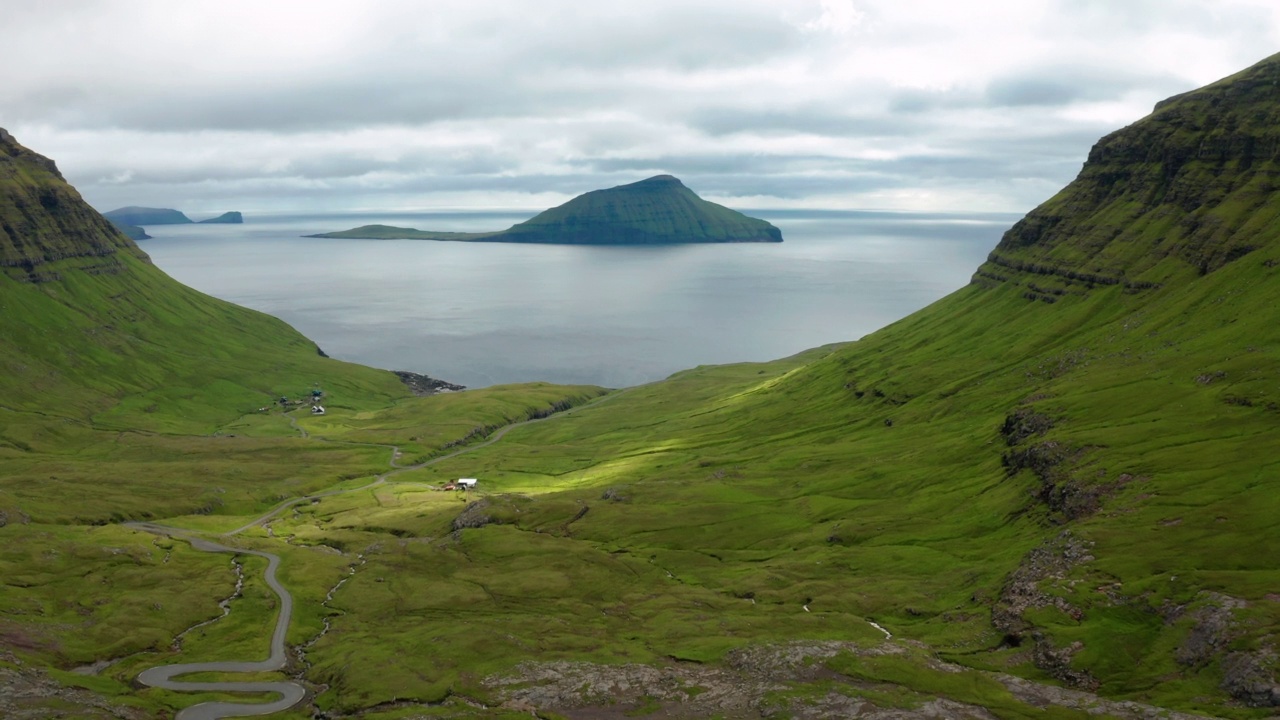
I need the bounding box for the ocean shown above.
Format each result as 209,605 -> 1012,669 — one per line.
140,210 -> 1016,389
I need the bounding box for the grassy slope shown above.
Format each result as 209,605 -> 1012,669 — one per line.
0,130 -> 412,434
7,55 -> 1280,719
0,129 -> 605,717
280,235 -> 1278,717
269,58 -> 1280,715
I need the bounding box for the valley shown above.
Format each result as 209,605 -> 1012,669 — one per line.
4,51 -> 1280,720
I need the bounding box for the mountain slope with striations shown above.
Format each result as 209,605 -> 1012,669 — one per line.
976,54 -> 1280,299
311,174 -> 783,244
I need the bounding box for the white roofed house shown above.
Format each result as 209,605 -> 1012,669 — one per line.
456,478 -> 478,490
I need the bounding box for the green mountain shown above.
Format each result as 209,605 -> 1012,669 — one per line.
4,54 -> 1280,720
0,128 -> 409,433
311,175 -> 784,244
197,211 -> 243,224
102,206 -> 193,225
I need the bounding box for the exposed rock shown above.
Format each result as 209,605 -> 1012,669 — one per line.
0,662 -> 149,719
781,694 -> 1000,720
999,409 -> 1055,446
992,531 -> 1097,687
392,370 -> 465,396
1031,638 -> 1098,691
486,641 -> 893,718
1174,592 -> 1247,667
1220,649 -> 1280,707
487,641 -> 1215,720
996,672 -> 1216,720
451,500 -> 494,531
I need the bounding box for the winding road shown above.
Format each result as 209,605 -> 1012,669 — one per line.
127,529 -> 304,720
129,391 -> 617,719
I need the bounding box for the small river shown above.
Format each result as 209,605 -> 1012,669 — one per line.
140,209 -> 1015,389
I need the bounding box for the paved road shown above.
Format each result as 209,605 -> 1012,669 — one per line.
130,390 -> 621,719
127,527 -> 305,720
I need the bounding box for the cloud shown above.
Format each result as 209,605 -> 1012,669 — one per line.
3,0 -> 1280,214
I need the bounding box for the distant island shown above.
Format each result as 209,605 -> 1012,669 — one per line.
108,221 -> 151,241
309,175 -> 783,244
103,206 -> 193,226
102,206 -> 244,230
198,211 -> 243,224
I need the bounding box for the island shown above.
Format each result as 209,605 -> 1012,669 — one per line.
198,211 -> 243,224
107,220 -> 152,241
102,206 -> 193,225
308,175 -> 783,244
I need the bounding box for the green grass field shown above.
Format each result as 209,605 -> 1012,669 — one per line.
5,55 -> 1280,719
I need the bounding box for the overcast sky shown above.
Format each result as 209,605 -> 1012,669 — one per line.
3,0 -> 1279,216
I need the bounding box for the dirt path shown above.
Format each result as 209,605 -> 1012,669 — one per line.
129,390 -> 620,719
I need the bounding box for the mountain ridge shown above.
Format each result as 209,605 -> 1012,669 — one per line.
1,128 -> 147,279
975,51 -> 1280,302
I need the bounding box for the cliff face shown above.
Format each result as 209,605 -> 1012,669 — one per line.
974,52 -> 1280,302
0,128 -> 147,281
497,175 -> 782,244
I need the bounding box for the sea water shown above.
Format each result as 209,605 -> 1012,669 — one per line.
140,210 -> 1015,389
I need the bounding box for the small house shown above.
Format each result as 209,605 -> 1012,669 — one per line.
457,478 -> 478,490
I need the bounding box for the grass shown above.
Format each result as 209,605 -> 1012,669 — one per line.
6,60 -> 1280,717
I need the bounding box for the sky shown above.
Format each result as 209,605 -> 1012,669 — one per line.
3,0 -> 1280,216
